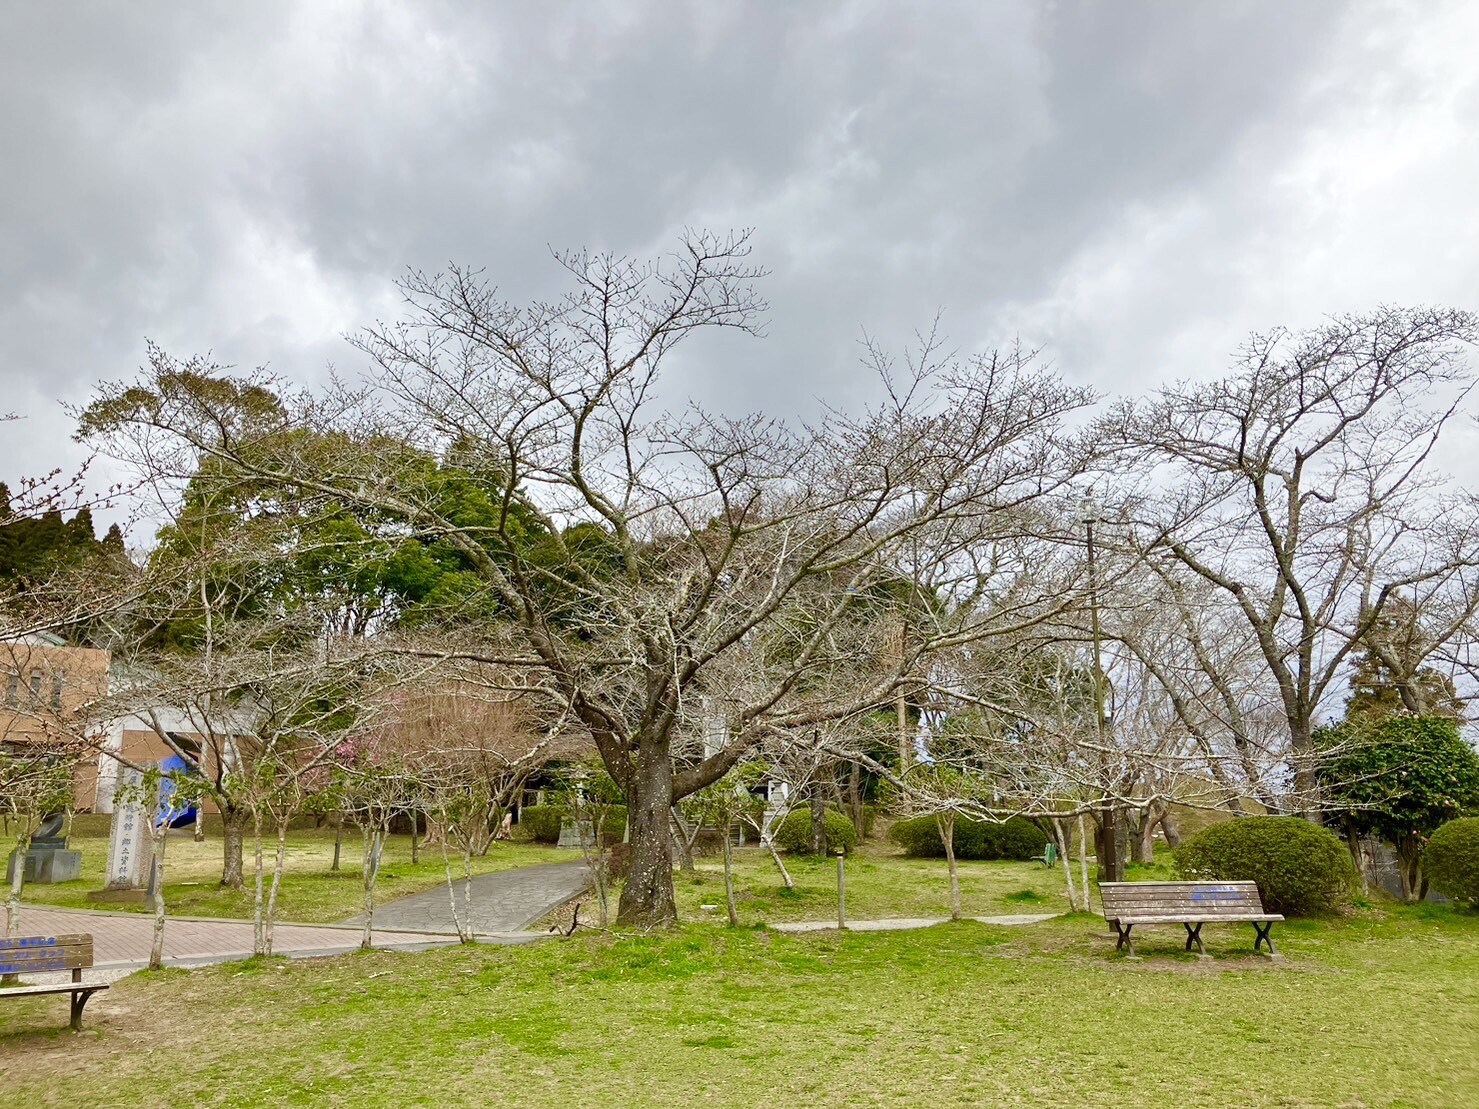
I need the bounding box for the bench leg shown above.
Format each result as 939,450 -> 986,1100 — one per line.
1253,922 -> 1280,958
1114,922 -> 1137,958
1184,922 -> 1207,956
69,989 -> 94,1032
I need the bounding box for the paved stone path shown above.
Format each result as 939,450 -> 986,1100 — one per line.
11,904 -> 460,973
343,860 -> 592,935
770,913 -> 1059,933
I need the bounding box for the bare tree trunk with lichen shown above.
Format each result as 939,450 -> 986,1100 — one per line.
264,817 -> 288,956
721,829 -> 739,926
148,826 -> 168,970
935,810 -> 961,921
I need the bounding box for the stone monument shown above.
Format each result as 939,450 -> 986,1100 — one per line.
6,810 -> 84,884
87,763 -> 152,902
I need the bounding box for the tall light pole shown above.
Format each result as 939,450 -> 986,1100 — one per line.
1081,494 -> 1121,884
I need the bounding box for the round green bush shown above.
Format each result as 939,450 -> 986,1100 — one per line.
1174,815 -> 1354,915
1425,817 -> 1479,908
774,807 -> 859,855
888,814 -> 1047,861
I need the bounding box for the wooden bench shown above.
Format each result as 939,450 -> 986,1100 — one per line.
1100,881 -> 1283,959
0,933 -> 109,1030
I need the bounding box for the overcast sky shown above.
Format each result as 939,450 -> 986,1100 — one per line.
4,1 -> 1478,520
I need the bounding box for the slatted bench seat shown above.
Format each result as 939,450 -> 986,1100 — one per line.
1100,881 -> 1283,959
0,933 -> 109,1030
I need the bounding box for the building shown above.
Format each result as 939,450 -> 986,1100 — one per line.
0,634 -> 227,812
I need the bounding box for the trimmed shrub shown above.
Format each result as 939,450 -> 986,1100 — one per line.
517,803 -> 626,845
1174,815 -> 1354,915
888,814 -> 1047,861
825,802 -> 879,839
999,818 -> 1049,860
774,807 -> 859,855
1425,817 -> 1479,908
518,805 -> 563,843
596,805 -> 628,845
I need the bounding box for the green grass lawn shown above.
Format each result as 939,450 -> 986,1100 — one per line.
15,814 -> 566,923
671,838 -> 1074,924
19,816 -> 1085,926
3,897 -> 1475,1106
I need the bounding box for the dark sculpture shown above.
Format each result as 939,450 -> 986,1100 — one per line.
32,810 -> 66,848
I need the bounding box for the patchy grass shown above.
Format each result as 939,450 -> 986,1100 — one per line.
16,814 -> 566,923
2,900 -> 1476,1105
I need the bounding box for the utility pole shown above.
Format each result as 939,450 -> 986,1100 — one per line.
1084,497 -> 1122,884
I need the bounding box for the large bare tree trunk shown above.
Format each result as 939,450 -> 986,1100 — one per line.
617,736 -> 676,927
221,804 -> 246,890
1130,803 -> 1160,864
1397,835 -> 1423,902
1292,721 -> 1320,821
1159,806 -> 1182,848
670,806 -> 697,874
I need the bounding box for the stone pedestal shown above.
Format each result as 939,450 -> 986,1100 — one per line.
86,886 -> 149,903
6,846 -> 83,884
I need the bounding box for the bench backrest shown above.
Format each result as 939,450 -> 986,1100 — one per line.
0,934 -> 93,976
1099,881 -> 1266,921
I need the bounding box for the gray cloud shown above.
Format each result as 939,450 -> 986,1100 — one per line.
3,0 -> 1476,512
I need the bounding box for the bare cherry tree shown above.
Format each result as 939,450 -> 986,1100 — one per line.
81,232 -> 1095,925
1103,308 -> 1479,809
392,675 -> 572,941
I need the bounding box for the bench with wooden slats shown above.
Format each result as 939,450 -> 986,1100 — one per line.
0,933 -> 109,1030
1099,881 -> 1283,958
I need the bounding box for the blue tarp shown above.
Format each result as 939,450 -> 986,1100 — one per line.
157,754 -> 199,829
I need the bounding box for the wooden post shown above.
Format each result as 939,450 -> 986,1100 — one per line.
836,850 -> 846,929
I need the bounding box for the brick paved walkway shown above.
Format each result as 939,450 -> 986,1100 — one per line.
11,905 -> 462,971
342,860 -> 592,934
9,859 -> 588,975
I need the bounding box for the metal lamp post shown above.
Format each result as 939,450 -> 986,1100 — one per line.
1080,494 -> 1122,884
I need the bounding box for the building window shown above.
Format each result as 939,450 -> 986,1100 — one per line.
50,673 -> 63,710
28,669 -> 44,702
4,671 -> 17,708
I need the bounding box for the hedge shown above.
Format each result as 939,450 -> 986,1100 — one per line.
774,807 -> 859,855
888,814 -> 1047,861
518,803 -> 627,845
1425,817 -> 1479,908
1174,815 -> 1354,915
